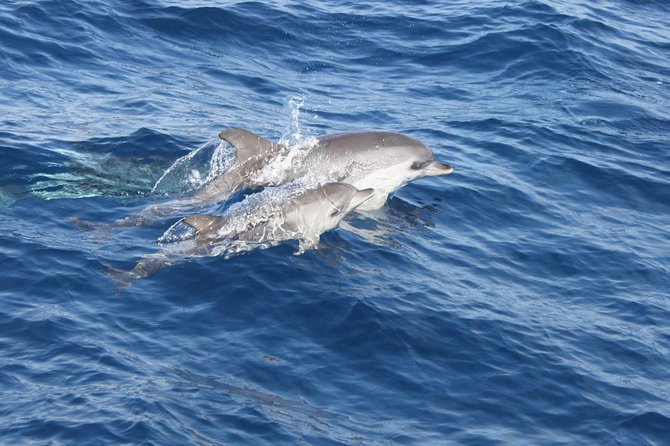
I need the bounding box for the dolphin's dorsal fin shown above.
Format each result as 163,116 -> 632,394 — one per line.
219,129 -> 284,173
183,214 -> 224,233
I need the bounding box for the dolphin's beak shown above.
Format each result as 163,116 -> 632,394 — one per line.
423,160 -> 453,176
349,188 -> 375,210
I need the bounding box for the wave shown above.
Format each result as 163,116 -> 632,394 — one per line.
1,0 -> 670,444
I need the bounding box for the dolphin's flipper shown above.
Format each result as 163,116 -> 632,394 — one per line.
68,216 -> 103,231
107,267 -> 140,292
219,129 -> 285,173
107,257 -> 175,291
68,217 -> 115,242
350,188 -> 375,210
295,236 -> 319,255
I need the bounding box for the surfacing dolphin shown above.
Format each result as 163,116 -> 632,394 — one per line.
112,182 -> 375,286
104,128 -> 452,226
195,129 -> 453,210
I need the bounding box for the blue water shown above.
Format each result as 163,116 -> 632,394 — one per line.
1,0 -> 669,444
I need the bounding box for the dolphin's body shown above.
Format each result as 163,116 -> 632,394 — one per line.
114,182 -> 375,286
184,182 -> 375,251
195,129 -> 453,211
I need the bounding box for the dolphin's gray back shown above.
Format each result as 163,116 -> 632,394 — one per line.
306,131 -> 433,171
317,131 -> 427,154
290,182 -> 357,208
320,130 -> 420,143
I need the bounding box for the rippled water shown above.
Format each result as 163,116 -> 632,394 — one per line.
1,0 -> 669,444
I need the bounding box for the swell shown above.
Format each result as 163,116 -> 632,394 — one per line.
1,0 -> 670,444
2,0 -> 668,140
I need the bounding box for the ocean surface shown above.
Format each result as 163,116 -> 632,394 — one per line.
1,0 -> 669,444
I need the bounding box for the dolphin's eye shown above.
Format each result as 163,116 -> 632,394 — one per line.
411,160 -> 429,170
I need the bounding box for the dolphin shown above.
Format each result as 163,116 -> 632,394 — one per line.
185,182 -> 375,249
96,128 -> 451,227
194,129 -> 453,211
112,182 -> 375,286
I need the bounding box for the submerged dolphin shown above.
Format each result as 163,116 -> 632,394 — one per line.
195,129 -> 453,210
113,182 -> 375,286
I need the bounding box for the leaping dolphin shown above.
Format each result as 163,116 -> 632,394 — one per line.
196,129 -> 453,210
113,182 -> 375,286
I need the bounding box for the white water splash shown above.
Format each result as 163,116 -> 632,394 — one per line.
151,138 -> 235,196
247,95 -> 325,189
214,181 -> 303,237
280,95 -> 306,146
252,136 -> 320,188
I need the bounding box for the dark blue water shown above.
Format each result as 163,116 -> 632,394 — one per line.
2,0 -> 669,444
